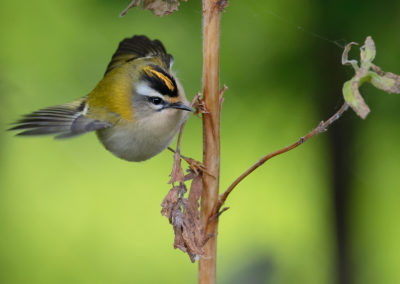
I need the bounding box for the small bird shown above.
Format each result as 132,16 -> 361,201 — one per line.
9,35 -> 192,162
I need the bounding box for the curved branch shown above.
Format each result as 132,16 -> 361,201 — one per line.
213,102 -> 349,215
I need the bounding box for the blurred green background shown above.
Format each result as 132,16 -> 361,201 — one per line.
1,0 -> 399,283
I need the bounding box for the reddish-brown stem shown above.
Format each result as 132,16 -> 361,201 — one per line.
214,102 -> 349,215
175,121 -> 186,153
199,0 -> 224,283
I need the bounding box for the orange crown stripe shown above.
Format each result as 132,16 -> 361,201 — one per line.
145,67 -> 175,91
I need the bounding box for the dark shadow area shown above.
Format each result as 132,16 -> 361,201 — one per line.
223,255 -> 274,284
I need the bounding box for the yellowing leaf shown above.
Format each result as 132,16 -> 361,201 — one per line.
342,80 -> 370,119
360,36 -> 376,69
370,66 -> 400,94
342,36 -> 400,119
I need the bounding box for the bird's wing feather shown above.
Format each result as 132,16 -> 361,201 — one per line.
104,35 -> 173,75
9,97 -> 112,139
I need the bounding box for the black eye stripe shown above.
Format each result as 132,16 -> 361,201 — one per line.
141,65 -> 178,97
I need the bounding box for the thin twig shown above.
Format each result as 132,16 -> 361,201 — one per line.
167,146 -> 207,175
119,0 -> 140,17
208,207 -> 229,223
167,95 -> 208,175
173,93 -> 205,151
176,121 -> 186,153
167,118 -> 188,184
213,102 -> 349,215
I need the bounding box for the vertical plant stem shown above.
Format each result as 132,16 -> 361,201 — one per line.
199,0 -> 222,283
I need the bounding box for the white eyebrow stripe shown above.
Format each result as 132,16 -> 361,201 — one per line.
135,82 -> 164,99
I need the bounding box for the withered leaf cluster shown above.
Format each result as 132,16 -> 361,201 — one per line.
161,151 -> 204,262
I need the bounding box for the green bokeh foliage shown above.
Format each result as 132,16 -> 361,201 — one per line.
0,0 -> 399,283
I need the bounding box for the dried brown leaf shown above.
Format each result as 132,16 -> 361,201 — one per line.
191,94 -> 208,117
162,173 -> 204,262
143,0 -> 178,16
172,204 -> 204,262
173,226 -> 186,251
188,173 -> 203,215
120,0 -> 187,17
183,171 -> 196,181
169,151 -> 184,184
161,185 -> 183,222
184,157 -> 206,176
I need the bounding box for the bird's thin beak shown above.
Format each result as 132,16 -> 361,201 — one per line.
168,102 -> 193,112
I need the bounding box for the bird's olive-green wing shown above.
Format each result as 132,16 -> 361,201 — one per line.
9,97 -> 112,139
104,35 -> 173,75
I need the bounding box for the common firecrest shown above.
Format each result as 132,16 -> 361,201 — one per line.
10,35 -> 192,162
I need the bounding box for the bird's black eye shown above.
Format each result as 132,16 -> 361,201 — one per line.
150,97 -> 163,105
